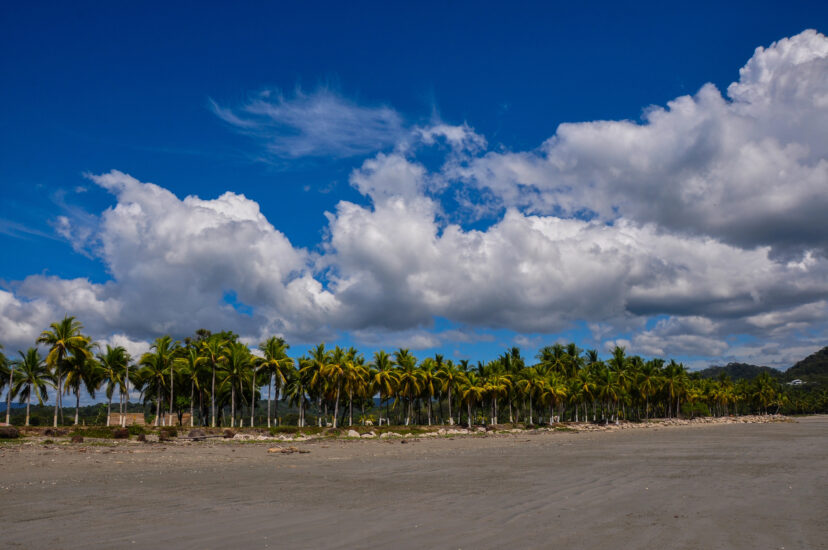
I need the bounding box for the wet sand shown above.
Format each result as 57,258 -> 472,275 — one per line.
2,416 -> 826,549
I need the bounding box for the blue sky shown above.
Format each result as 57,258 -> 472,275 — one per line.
1,1 -> 827,376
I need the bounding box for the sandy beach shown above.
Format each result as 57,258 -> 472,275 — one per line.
2,416 -> 826,549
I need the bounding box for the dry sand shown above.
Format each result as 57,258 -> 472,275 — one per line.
1,416 -> 826,549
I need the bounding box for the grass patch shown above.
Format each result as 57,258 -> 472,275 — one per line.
553,426 -> 577,432
70,427 -> 116,439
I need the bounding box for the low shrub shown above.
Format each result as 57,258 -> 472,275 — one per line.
112,428 -> 130,439
128,425 -> 146,436
269,426 -> 301,435
681,402 -> 711,418
70,435 -> 84,443
44,428 -> 67,437
160,427 -> 178,438
70,427 -> 114,439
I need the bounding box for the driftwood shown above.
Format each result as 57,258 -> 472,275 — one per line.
0,426 -> 20,439
178,434 -> 225,441
267,446 -> 310,454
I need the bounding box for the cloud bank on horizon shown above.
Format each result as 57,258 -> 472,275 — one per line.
2,30 -> 827,367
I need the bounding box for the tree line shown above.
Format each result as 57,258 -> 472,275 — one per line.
1,316 -> 826,428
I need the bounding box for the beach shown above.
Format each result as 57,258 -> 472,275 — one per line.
1,416 -> 826,549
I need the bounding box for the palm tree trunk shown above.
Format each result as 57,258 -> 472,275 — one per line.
26,390 -> 31,426
211,365 -> 216,428
251,373 -> 256,428
155,384 -> 161,426
123,365 -> 129,428
427,397 -> 432,426
53,366 -> 61,427
274,387 -> 279,427
169,367 -> 174,426
267,377 -> 272,428
5,363 -> 13,425
190,379 -> 195,427
467,402 -> 472,428
231,385 -> 236,428
349,389 -> 353,426
74,389 -> 80,425
447,387 -> 453,425
107,395 -> 112,426
299,395 -> 305,428
318,397 -> 323,427
333,386 -> 341,429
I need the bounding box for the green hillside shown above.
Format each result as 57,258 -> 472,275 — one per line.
697,362 -> 784,381
786,346 -> 828,386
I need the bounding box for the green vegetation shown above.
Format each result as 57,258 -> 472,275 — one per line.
698,363 -> 784,381
787,347 -> 828,386
2,317 -> 827,430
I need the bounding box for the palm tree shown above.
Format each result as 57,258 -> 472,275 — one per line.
286,358 -> 310,427
436,358 -> 464,425
663,360 -> 688,418
394,349 -> 421,426
638,359 -> 663,419
517,367 -> 543,425
540,374 -> 568,424
11,348 -> 53,426
572,370 -> 595,422
486,371 -> 512,425
594,367 -> 622,424
97,345 -> 130,426
419,357 -> 439,425
370,350 -> 396,426
460,372 -> 485,428
176,346 -> 205,427
342,348 -> 367,427
219,341 -> 253,428
37,316 -> 93,427
62,340 -> 99,425
201,336 -> 227,428
537,343 -> 569,377
322,347 -> 347,428
138,349 -> 168,426
258,337 -> 292,427
303,344 -> 330,427
145,336 -> 181,426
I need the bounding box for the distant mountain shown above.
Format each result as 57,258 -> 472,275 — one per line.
0,403 -> 26,412
786,346 -> 828,385
697,362 -> 784,381
697,346 -> 828,388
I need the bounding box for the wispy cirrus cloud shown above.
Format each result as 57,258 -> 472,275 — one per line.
210,87 -> 407,159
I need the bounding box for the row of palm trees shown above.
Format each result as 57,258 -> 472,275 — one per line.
0,316 -> 805,428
